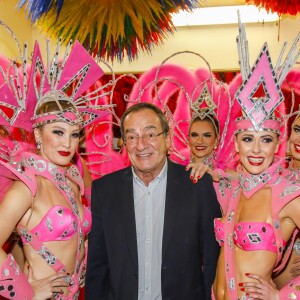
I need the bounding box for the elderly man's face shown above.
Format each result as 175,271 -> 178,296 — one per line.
123,108 -> 170,182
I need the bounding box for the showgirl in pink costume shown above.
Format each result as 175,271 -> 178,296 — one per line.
0,22 -> 109,299
274,106 -> 300,288
212,19 -> 300,299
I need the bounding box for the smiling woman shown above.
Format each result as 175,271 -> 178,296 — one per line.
234,131 -> 279,174
33,92 -> 82,167
188,116 -> 219,166
0,90 -> 92,299
0,26 -> 108,298
211,19 -> 300,300
273,114 -> 300,290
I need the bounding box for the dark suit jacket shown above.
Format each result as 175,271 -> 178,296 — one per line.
85,160 -> 221,300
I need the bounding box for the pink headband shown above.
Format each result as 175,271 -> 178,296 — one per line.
235,117 -> 281,135
31,108 -> 83,129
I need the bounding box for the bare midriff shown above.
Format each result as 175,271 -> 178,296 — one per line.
213,246 -> 277,299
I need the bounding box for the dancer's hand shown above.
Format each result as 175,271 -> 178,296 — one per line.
186,162 -> 219,182
239,273 -> 280,300
28,267 -> 70,300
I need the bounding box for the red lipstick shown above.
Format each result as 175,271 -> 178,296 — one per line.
58,151 -> 71,157
248,156 -> 264,166
294,144 -> 300,153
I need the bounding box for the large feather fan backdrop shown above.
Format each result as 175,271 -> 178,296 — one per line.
246,0 -> 300,15
127,52 -> 239,169
281,67 -> 300,137
79,51 -> 241,176
18,0 -> 200,62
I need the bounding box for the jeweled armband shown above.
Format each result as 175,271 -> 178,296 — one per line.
0,254 -> 34,299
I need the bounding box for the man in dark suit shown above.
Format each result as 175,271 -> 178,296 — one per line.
85,102 -> 221,300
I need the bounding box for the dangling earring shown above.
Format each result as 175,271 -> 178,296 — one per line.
36,141 -> 41,150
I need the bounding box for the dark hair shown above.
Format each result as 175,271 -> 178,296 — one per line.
288,113 -> 300,137
35,100 -> 77,115
189,115 -> 220,137
120,102 -> 169,137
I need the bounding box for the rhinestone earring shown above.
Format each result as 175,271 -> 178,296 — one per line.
36,141 -> 41,150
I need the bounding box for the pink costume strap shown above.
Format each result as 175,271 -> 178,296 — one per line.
18,225 -> 66,273
72,153 -> 92,206
214,218 -> 224,246
0,254 -> 34,299
84,186 -> 91,208
223,186 -> 241,299
73,152 -> 84,177
214,171 -> 241,298
18,225 -> 83,300
271,175 -> 300,272
213,168 -> 235,214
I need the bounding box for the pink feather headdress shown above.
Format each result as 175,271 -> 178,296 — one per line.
128,52 -> 237,169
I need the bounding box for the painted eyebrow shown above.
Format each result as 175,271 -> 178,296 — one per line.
51,126 -> 65,130
241,134 -> 254,138
260,134 -> 275,138
191,131 -> 213,133
293,125 -> 300,129
51,126 -> 80,133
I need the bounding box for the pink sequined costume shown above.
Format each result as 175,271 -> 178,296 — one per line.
211,16 -> 300,299
213,157 -> 300,299
0,152 -> 91,299
0,20 -> 110,299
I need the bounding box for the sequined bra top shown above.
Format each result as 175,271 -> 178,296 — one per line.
214,218 -> 286,253
20,205 -> 91,244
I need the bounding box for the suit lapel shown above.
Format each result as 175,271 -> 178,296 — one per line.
119,168 -> 138,271
162,161 -> 181,260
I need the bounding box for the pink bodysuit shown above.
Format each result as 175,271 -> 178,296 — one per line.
0,152 -> 91,299
213,157 -> 300,299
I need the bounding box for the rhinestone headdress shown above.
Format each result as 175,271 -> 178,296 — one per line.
0,23 -> 109,132
190,83 -> 219,134
234,13 -> 300,135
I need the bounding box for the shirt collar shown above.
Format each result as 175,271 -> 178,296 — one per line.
132,158 -> 168,186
